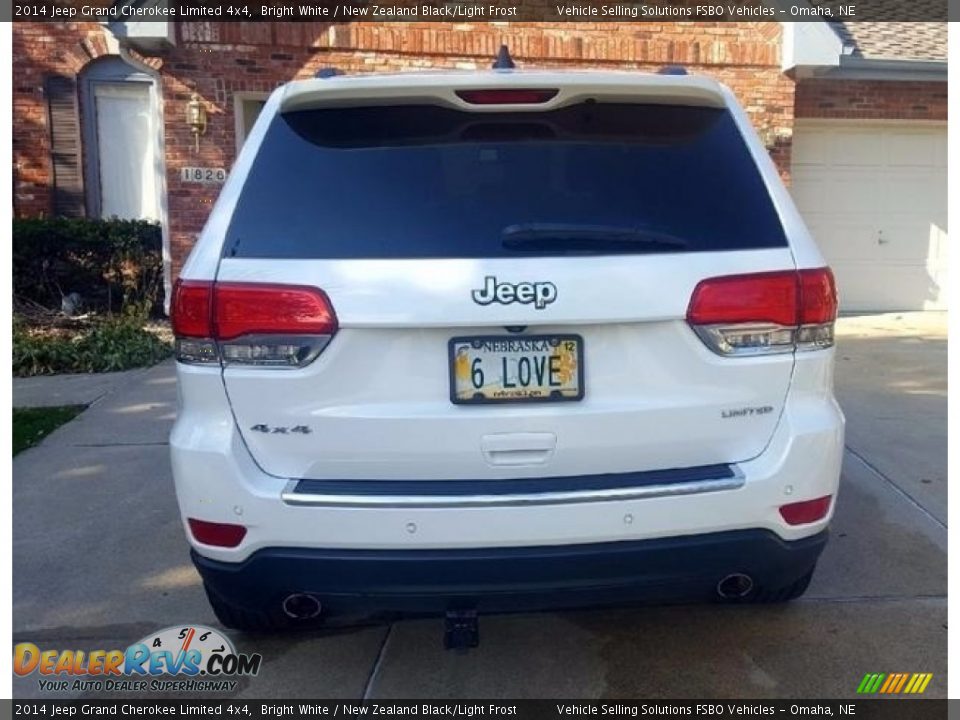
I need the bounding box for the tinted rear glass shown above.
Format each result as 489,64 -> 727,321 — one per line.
225,102 -> 788,259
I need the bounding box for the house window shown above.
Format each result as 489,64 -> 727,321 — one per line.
234,92 -> 269,150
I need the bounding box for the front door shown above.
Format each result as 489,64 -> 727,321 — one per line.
92,82 -> 159,221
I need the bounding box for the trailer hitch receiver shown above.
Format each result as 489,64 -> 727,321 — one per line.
444,610 -> 479,651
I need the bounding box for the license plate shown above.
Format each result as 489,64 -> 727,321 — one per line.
449,334 -> 584,404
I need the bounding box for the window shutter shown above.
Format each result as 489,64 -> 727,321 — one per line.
45,75 -> 86,217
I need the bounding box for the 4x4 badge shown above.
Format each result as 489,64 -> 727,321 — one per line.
251,424 -> 311,435
471,276 -> 557,310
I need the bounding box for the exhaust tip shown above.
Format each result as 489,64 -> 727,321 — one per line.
717,573 -> 754,600
282,593 -> 323,620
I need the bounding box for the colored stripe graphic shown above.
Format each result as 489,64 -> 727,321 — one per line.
878,675 -> 896,694
857,672 -> 932,694
856,673 -> 885,694
908,673 -> 933,694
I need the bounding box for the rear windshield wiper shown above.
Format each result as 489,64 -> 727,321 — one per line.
501,223 -> 689,253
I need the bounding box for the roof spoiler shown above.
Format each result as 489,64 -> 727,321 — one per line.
279,73 -> 729,114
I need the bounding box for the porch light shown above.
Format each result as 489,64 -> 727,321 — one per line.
186,92 -> 207,152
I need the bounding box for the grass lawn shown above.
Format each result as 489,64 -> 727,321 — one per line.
13,405 -> 85,456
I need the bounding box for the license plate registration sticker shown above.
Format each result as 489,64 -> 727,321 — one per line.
449,334 -> 584,404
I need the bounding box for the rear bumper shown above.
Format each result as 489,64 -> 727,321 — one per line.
194,529 -> 828,618
171,356 -> 844,562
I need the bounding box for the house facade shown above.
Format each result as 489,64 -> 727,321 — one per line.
12,21 -> 947,311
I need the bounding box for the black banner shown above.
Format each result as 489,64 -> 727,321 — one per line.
4,700 -> 952,720
7,0 -> 952,22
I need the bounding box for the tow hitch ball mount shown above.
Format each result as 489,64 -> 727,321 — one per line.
444,610 -> 479,651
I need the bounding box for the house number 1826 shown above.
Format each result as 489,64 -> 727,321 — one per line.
181,167 -> 227,184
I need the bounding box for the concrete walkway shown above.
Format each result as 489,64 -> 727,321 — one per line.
12,314 -> 947,699
14,366 -> 155,409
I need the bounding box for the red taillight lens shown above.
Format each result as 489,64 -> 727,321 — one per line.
779,495 -> 832,525
171,280 -> 213,338
455,88 -> 559,105
687,268 -> 837,327
213,283 -> 337,340
798,268 -> 838,324
187,518 -> 247,547
687,271 -> 798,327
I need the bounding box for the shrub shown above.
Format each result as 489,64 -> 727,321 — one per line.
13,217 -> 163,316
13,316 -> 172,377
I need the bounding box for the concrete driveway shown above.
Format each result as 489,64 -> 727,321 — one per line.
12,313 -> 946,699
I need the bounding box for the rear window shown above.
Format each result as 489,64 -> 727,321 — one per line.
225,102 -> 788,259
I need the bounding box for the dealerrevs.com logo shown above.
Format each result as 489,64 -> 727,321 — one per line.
14,625 -> 262,693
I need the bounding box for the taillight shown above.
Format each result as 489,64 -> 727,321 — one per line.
779,495 -> 832,525
214,283 -> 336,339
172,279 -> 338,368
455,88 -> 559,105
686,268 -> 837,356
798,269 -> 837,324
171,280 -> 218,365
171,280 -> 213,338
187,518 -> 247,548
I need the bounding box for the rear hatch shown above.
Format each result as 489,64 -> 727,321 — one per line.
216,79 -> 798,481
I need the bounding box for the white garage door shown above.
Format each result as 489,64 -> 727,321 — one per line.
791,121 -> 948,311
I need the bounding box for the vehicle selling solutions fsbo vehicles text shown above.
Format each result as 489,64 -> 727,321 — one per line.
555,4 -> 778,16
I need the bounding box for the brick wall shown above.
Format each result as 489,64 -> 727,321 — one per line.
14,21 -> 795,276
12,22 -> 115,217
795,78 -> 948,121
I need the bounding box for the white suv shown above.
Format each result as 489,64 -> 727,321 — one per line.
171,62 -> 844,633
